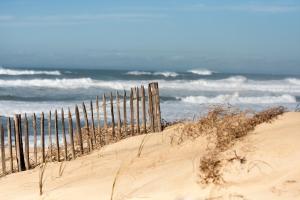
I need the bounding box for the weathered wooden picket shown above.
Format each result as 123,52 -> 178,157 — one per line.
0,82 -> 162,176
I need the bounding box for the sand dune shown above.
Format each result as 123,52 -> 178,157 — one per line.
0,112 -> 299,200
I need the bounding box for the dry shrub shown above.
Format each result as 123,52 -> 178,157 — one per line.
199,152 -> 222,184
179,106 -> 285,150
178,106 -> 285,184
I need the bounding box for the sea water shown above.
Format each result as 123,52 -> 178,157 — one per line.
0,67 -> 299,143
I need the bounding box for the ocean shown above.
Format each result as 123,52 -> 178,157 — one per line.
0,67 -> 300,123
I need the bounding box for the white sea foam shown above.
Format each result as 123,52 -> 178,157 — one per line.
153,71 -> 178,77
126,71 -> 152,75
127,71 -> 178,77
187,69 -> 214,75
180,93 -> 296,104
286,78 -> 300,85
0,100 -> 76,117
158,76 -> 300,93
0,67 -> 61,75
0,77 -> 300,93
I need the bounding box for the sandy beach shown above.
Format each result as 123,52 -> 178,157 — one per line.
0,111 -> 299,200
1,1 -> 300,199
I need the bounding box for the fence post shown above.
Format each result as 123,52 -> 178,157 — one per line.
24,114 -> 30,170
110,92 -> 115,139
130,88 -> 134,135
148,84 -> 154,132
116,91 -> 121,140
14,115 -> 25,171
96,96 -> 102,145
61,108 -> 68,161
90,101 -> 96,146
123,91 -> 127,135
40,112 -> 45,163
48,111 -> 53,161
154,82 -> 162,131
83,102 -> 92,151
75,105 -> 84,154
141,86 -> 147,133
151,83 -> 158,132
0,122 -> 6,175
54,110 -> 60,162
103,94 -> 107,144
103,94 -> 108,129
136,87 -> 140,134
7,117 -> 13,173
68,108 -> 75,159
32,113 -> 37,165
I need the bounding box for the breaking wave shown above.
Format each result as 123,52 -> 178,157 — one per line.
126,71 -> 152,76
0,67 -> 61,76
180,93 -> 296,104
153,71 -> 178,77
126,71 -> 178,77
0,76 -> 300,93
187,69 -> 214,75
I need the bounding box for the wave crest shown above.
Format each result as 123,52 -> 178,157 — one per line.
0,67 -> 61,76
0,76 -> 300,93
126,71 -> 152,76
153,71 -> 178,77
180,93 -> 296,104
187,69 -> 214,75
286,78 -> 300,85
126,71 -> 178,77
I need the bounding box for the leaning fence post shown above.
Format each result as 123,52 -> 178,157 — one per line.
41,112 -> 45,163
90,101 -> 96,145
48,111 -> 53,161
141,86 -> 147,133
54,110 -> 60,162
83,102 -> 92,151
32,113 -> 37,165
130,88 -> 134,135
0,122 -> 6,175
68,108 -> 75,159
7,117 -> 13,173
75,105 -> 84,155
24,114 -> 30,170
61,108 -> 68,161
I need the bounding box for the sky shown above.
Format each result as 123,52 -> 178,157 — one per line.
0,0 -> 300,74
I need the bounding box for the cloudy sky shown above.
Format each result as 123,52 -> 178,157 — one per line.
0,0 -> 299,74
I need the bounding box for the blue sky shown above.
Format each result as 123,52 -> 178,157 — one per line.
0,0 -> 300,74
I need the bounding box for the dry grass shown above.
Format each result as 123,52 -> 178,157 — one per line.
110,164 -> 123,200
177,106 -> 285,184
137,135 -> 148,158
39,162 -> 47,196
58,162 -> 66,177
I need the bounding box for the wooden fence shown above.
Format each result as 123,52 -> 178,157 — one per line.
0,82 -> 162,176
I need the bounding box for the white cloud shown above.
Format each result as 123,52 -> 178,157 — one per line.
182,3 -> 300,13
0,15 -> 14,21
26,13 -> 165,21
0,13 -> 166,26
220,5 -> 299,13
